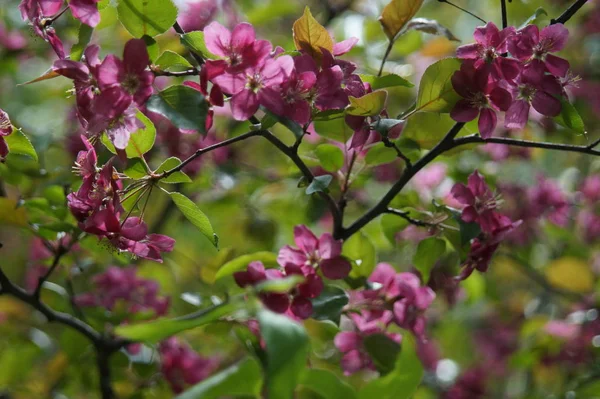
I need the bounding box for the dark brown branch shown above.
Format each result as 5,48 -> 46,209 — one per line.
451,134 -> 600,156
551,0 -> 590,25
341,122 -> 465,240
500,0 -> 508,28
151,68 -> 199,77
385,208 -> 435,227
33,244 -> 67,299
382,136 -> 412,167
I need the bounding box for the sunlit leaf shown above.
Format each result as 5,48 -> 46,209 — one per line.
4,129 -> 38,162
155,157 -> 192,184
169,192 -> 218,248
359,74 -> 414,90
313,115 -> 353,143
70,24 -> 94,61
545,257 -> 594,293
180,31 -> 217,59
343,232 -> 377,278
215,252 -> 279,280
292,7 -> 333,60
315,144 -> 345,172
117,0 -> 178,38
415,57 -> 461,113
379,0 -> 424,41
0,198 -> 27,227
154,50 -> 193,72
554,97 -> 586,135
347,91 -> 388,117
101,111 -> 156,158
413,237 -> 446,283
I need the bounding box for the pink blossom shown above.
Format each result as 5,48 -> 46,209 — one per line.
68,0 -> 101,27
508,24 -> 570,78
159,337 -> 219,393
0,108 -> 13,162
580,175 -> 600,203
234,261 -> 292,314
456,22 -> 520,81
451,170 -> 502,233
334,329 -> 401,375
277,225 -> 351,280
0,23 -> 28,50
19,1 -> 65,58
528,176 -> 570,226
450,62 -> 512,138
176,0 -> 217,32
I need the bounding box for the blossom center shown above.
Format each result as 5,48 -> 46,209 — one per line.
122,74 -> 139,95
518,84 -> 536,102
245,73 -> 263,93
468,91 -> 489,109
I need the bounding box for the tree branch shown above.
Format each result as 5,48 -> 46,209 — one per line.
151,68 -> 199,77
341,122 -> 465,240
451,134 -> 600,156
385,208 -> 435,227
551,0 -> 590,25
382,136 -> 412,167
500,0 -> 509,29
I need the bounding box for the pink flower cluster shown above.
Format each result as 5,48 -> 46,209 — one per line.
451,170 -> 521,280
234,225 -> 351,319
19,0 -> 101,58
159,337 -> 220,393
335,263 -> 435,375
452,22 -> 572,136
577,175 -> 600,242
202,22 -> 369,130
67,136 -> 174,262
53,40 -> 153,150
0,108 -> 13,162
75,266 -> 170,316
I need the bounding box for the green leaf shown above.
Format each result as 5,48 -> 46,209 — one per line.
415,57 -> 461,113
155,157 -> 192,184
554,97 -> 586,135
413,237 -> 446,283
365,142 -> 397,166
142,35 -> 160,62
215,252 -> 279,280
402,113 -> 455,149
380,214 -> 409,244
313,115 -> 353,143
154,50 -> 193,72
404,18 -> 460,42
520,7 -> 548,28
343,232 -> 377,278
117,0 -> 178,38
347,91 -> 388,117
169,192 -> 218,248
359,74 -> 413,90
315,144 -> 345,172
4,129 -> 38,162
258,308 -> 309,399
180,31 -> 215,59
115,299 -> 246,343
123,158 -> 148,179
256,275 -> 305,293
175,357 -> 263,399
311,285 -> 348,323
146,85 -> 209,134
306,175 -> 333,194
298,369 -> 357,399
379,0 -> 424,40
101,111 -> 156,158
262,109 -> 304,139
70,24 -> 94,61
363,333 -> 402,375
358,334 -> 423,399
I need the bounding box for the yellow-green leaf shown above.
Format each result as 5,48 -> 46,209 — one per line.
545,257 -> 594,293
292,7 -> 333,61
347,91 -> 388,117
379,0 -> 424,41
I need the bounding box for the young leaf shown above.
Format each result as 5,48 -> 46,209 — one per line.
298,369 -> 357,399
4,129 -> 38,162
415,57 -> 461,113
146,85 -> 209,134
347,91 -> 388,117
520,7 -> 548,28
292,7 -> 334,60
215,252 -> 279,280
180,31 -> 216,59
169,192 -> 218,248
313,115 -> 353,143
114,300 -> 246,343
306,175 -> 333,194
554,97 -> 586,135
402,113 -> 455,149
154,50 -> 193,72
315,144 -> 345,172
258,308 -> 309,399
358,334 -> 423,399
117,0 -> 178,38
343,232 -> 377,278
379,0 -> 424,41
123,158 -> 148,179
256,275 -> 305,293
413,237 -> 446,283
365,142 -> 397,166
363,333 -> 402,375
142,35 -> 160,63
405,18 -> 460,42
311,285 -> 349,323
155,157 -> 192,184
101,111 -> 156,158
175,357 -> 263,399
70,24 -> 94,61
359,74 -> 414,90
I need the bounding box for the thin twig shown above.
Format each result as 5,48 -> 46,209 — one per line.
437,0 -> 487,24
378,39 -> 395,77
33,245 -> 66,299
382,136 -> 412,167
452,134 -> 600,156
551,0 -> 589,25
385,208 -> 435,227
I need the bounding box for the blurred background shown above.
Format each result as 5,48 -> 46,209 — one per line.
1,0 -> 600,397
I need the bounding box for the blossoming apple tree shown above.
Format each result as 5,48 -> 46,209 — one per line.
0,0 -> 599,397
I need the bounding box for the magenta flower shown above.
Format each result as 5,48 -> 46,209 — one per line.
0,109 -> 13,162
528,176 -> 570,226
68,0 -> 101,27
176,0 -> 217,32
508,24 -> 570,78
203,22 -> 272,78
392,272 -> 436,339
159,338 -> 219,394
580,175 -> 600,203
213,55 -> 294,120
277,225 -> 351,280
450,62 -> 512,138
334,329 -> 401,375
97,39 -> 154,108
234,261 -> 291,314
0,22 -> 28,50
504,71 -> 563,130
451,170 -> 502,233
456,22 -> 520,81
19,0 -> 62,22
88,104 -> 144,150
